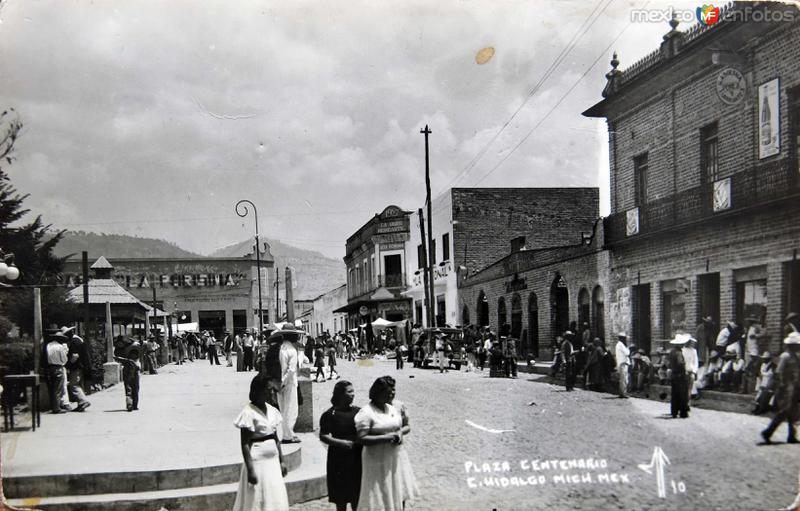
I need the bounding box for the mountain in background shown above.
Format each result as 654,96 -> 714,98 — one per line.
52,231 -> 345,300
211,238 -> 345,300
52,231 -> 201,258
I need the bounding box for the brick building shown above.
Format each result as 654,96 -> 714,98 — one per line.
583,3 -> 800,355
457,198 -> 605,361
406,188 -> 600,331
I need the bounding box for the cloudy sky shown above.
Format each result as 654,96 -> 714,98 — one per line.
0,0 -> 700,259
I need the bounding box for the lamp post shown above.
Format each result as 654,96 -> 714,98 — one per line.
235,200 -> 264,336
0,249 -> 21,285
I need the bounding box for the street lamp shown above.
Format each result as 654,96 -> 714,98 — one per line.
235,199 -> 264,337
0,249 -> 21,286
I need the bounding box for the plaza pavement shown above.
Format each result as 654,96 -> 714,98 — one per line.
293,358 -> 799,511
3,357 -> 798,510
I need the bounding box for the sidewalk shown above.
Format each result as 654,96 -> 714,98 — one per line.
2,361 -> 258,478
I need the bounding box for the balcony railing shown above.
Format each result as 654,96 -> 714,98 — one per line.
379,273 -> 407,288
605,157 -> 798,245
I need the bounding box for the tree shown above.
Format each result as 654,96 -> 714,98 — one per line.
0,109 -> 76,336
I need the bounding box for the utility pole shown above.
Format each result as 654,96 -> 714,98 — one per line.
417,209 -> 431,328
285,267 -> 295,324
421,124 -> 436,328
33,287 -> 42,375
82,251 -> 90,339
275,267 -> 280,321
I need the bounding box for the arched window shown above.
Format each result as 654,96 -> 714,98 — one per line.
550,273 -> 569,343
511,293 -> 522,339
477,291 -> 489,327
592,285 -> 605,341
498,297 -> 507,332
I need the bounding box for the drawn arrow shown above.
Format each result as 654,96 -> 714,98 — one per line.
637,446 -> 671,498
464,420 -> 515,434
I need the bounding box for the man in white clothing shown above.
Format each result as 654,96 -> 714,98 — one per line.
615,333 -> 631,398
277,325 -> 301,443
682,337 -> 700,401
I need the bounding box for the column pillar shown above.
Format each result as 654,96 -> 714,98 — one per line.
766,261 -> 786,354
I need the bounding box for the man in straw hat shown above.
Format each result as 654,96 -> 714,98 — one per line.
760,331 -> 800,444
44,328 -> 72,413
277,324 -> 302,443
615,333 -> 631,398
668,333 -> 691,418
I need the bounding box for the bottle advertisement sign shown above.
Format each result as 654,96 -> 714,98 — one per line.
758,78 -> 780,159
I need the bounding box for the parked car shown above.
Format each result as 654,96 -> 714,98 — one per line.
415,327 -> 466,370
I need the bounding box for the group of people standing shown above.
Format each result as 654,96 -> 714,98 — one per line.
42,325 -> 92,414
232,373 -> 418,511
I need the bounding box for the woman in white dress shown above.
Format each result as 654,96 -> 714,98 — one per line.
355,376 -> 419,511
232,376 -> 290,511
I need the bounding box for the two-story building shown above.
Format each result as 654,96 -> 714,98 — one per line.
335,205 -> 413,328
583,2 -> 800,355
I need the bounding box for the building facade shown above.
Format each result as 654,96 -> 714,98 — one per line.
62,251 -> 274,338
583,3 -> 800,354
459,220 -> 608,361
405,188 -> 600,330
310,284 -> 348,336
336,205 -> 413,327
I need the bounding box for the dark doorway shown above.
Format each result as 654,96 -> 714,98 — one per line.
414,300 -> 423,326
550,274 -> 570,342
233,310 -> 247,336
498,297 -> 507,331
462,305 -> 470,326
578,287 -> 590,332
527,293 -> 539,358
788,261 -> 800,317
632,284 -> 652,354
698,273 -> 720,333
592,286 -> 605,342
198,310 -> 226,339
386,312 -> 404,322
435,295 -> 446,327
511,293 -> 522,339
477,291 -> 489,327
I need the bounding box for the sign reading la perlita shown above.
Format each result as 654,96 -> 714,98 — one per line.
62,272 -> 246,288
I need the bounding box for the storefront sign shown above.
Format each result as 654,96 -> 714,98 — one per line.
377,220 -> 408,234
715,68 -> 745,105
712,177 -> 731,211
63,273 -> 246,288
412,262 -> 451,287
374,233 -> 408,244
758,78 -> 780,159
381,243 -> 405,251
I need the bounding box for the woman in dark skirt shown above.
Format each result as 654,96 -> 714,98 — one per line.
669,334 -> 690,418
319,381 -> 362,511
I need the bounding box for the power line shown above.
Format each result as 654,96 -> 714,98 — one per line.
469,2 -> 648,188
432,0 -> 613,199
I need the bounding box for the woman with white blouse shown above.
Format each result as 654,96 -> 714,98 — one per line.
355,376 -> 419,511
232,376 -> 289,511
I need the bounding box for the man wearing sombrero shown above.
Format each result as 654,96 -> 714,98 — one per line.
61,326 -> 91,412
277,324 -> 302,443
668,334 -> 691,418
760,331 -> 800,445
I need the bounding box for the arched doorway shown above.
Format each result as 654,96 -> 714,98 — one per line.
528,293 -> 539,358
462,305 -> 470,326
578,287 -> 590,343
550,273 -> 570,344
497,297 -> 507,333
477,291 -> 489,327
511,293 -> 522,339
592,285 -> 605,342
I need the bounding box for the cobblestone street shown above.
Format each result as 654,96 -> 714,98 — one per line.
292,359 -> 799,511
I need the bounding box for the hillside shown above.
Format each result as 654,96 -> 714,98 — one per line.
52,231 -> 201,258
211,239 -> 345,300
52,231 -> 346,301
